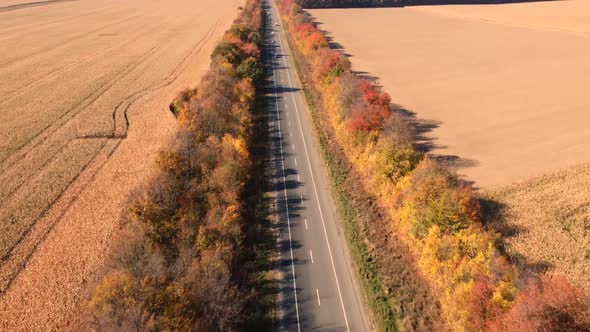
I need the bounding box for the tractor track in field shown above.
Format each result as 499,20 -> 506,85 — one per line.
0,20 -> 163,107
111,20 -> 220,138
0,3 -> 200,170
0,42 -> 164,264
0,41 -> 161,171
0,0 -> 79,13
0,17 -> 220,296
0,137 -> 113,295
0,4 -> 122,43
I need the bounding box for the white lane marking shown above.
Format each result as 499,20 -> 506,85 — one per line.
268,14 -> 301,332
292,144 -> 295,151
300,194 -> 304,204
297,174 -> 300,182
273,10 -> 350,331
316,289 -> 321,306
294,157 -> 297,165
310,249 -> 314,263
305,219 -> 308,230
288,121 -> 291,127
290,132 -> 292,137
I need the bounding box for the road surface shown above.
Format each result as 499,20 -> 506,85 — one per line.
265,0 -> 372,330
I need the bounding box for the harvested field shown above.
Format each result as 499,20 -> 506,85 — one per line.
484,162 -> 590,290
310,0 -> 590,188
0,0 -> 242,330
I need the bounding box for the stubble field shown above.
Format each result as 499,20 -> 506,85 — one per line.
310,0 -> 590,189
310,0 -> 590,289
485,161 -> 590,289
0,0 -> 242,330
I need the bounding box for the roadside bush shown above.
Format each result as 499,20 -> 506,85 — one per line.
402,160 -> 479,238
489,275 -> 590,332
376,135 -> 421,183
312,47 -> 350,85
212,41 -> 245,66
229,25 -> 260,45
169,88 -> 196,116
236,57 -> 263,82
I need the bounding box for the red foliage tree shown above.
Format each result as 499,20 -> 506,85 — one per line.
304,31 -> 328,50
468,275 -> 495,331
344,79 -> 392,131
312,48 -> 351,83
347,102 -> 375,131
240,42 -> 260,58
294,22 -> 315,37
346,80 -> 392,132
489,275 -> 590,332
359,79 -> 379,103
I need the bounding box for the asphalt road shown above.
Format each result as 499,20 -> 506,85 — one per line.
264,1 -> 372,330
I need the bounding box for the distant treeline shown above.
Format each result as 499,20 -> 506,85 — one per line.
299,0 -> 401,7
298,0 -> 552,8
298,0 -> 399,7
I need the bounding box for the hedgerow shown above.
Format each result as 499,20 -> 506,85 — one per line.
87,1 -> 266,330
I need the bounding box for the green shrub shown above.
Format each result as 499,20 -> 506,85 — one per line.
229,25 -> 260,44
211,41 -> 244,65
236,57 -> 262,81
377,138 -> 421,183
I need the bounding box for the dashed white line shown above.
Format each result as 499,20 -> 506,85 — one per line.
288,121 -> 291,127
300,194 -> 304,204
294,157 -> 297,165
268,15 -> 301,332
310,249 -> 314,263
316,289 -> 321,306
274,12 -> 350,330
297,174 -> 300,182
304,218 -> 308,230
292,144 -> 295,151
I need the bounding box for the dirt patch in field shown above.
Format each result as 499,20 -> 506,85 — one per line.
483,162 -> 590,290
0,0 -> 242,330
310,0 -> 590,189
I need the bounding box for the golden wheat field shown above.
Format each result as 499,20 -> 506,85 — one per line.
485,162 -> 590,290
0,0 -> 242,329
310,0 -> 590,189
